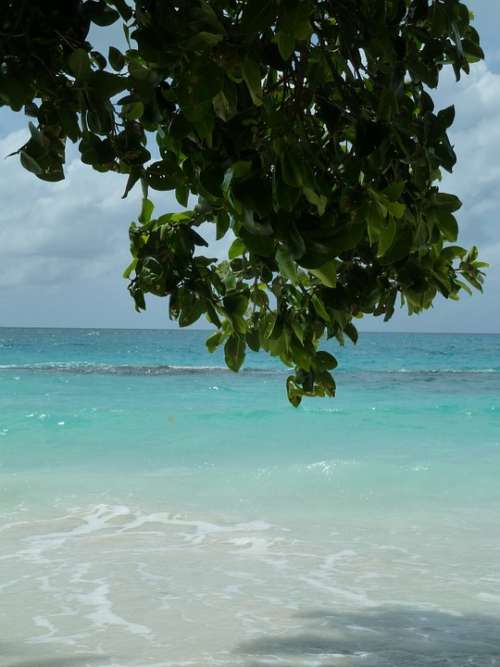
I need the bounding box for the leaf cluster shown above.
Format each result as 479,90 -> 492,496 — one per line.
0,0 -> 487,404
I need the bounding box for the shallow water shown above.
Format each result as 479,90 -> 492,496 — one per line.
1,329 -> 499,666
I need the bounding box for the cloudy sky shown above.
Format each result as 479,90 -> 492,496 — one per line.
0,0 -> 498,332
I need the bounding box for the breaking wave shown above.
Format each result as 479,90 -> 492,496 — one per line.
0,362 -> 280,376
0,362 -> 498,377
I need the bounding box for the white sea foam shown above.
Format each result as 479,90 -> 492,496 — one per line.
306,460 -> 335,475
298,575 -> 376,607
77,581 -> 152,636
29,616 -> 79,646
320,550 -> 357,570
397,367 -> 498,374
227,536 -> 279,555
0,574 -> 30,592
477,592 -> 500,604
18,505 -> 132,563
12,504 -> 277,567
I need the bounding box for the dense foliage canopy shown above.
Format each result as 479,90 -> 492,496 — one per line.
0,0 -> 487,404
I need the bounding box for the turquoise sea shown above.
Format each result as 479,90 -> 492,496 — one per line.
1,328 -> 500,666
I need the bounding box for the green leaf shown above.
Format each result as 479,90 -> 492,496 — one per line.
317,370 -> 336,397
123,258 -> 137,279
344,322 -> 358,343
206,331 -> 224,353
281,3 -> 313,40
286,376 -> 302,407
316,350 -> 338,370
59,109 -> 80,142
441,246 -> 467,261
437,105 -> 455,130
377,218 -> 397,257
139,198 -> 154,224
108,47 -> 125,72
291,342 -> 312,371
178,289 -> 204,327
83,1 -> 120,26
240,0 -> 277,33
224,293 -> 249,319
91,50 -> 107,70
382,181 -> 405,201
122,170 -> 141,199
434,192 -> 462,212
222,162 -> 250,198
287,223 -> 306,259
175,184 -> 189,207
146,162 -> 178,191
124,102 -> 144,120
276,246 -> 298,283
216,211 -> 230,240
303,187 -> 327,216
91,70 -> 128,97
463,38 -> 485,63
435,211 -> 458,242
290,319 -> 304,344
262,312 -> 278,339
232,161 -> 253,179
224,335 -> 245,372
280,152 -> 303,188
385,200 -> 406,219
379,227 -> 413,264
123,22 -> 131,47
456,280 -> 472,296
219,262 -> 237,290
311,294 -> 330,322
20,150 -> 42,176
213,90 -> 236,122
241,208 -> 273,236
310,260 -> 337,288
366,202 -> 385,246
246,329 -> 260,351
186,32 -> 223,51
68,49 -> 92,80
242,57 -> 262,106
276,32 -> 295,60
228,238 -> 246,259
109,0 -> 133,21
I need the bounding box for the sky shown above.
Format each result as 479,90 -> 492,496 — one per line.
0,0 -> 499,332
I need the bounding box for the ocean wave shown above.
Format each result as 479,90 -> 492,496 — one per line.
0,362 -> 280,376
396,367 -> 498,374
0,362 -> 498,377
15,503 -> 276,561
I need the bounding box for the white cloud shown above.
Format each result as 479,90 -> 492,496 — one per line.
437,61 -> 500,255
0,131 -> 174,288
0,127 -> 234,295
436,61 -> 500,129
